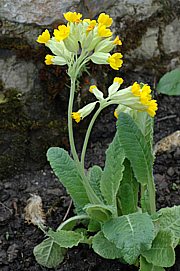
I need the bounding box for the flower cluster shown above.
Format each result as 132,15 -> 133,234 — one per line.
37,12 -> 123,70
72,78 -> 158,122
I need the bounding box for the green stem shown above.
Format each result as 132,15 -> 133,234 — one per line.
81,106 -> 102,168
68,72 -> 101,205
68,77 -> 79,163
148,175 -> 156,214
57,214 -> 89,231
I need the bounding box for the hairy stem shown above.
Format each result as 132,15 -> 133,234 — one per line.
68,73 -> 102,205
81,106 -> 102,168
57,215 -> 89,231
68,77 -> 80,163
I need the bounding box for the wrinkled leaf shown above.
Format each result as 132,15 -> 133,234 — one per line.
134,112 -> 154,160
34,238 -> 66,268
142,230 -> 175,267
117,113 -> 154,186
88,219 -> 101,232
48,229 -> 84,248
158,205 -> 180,239
47,147 -> 89,213
84,203 -> 115,222
157,68 -> 180,96
88,165 -> 104,201
103,212 -> 154,264
100,133 -> 125,207
140,256 -> 165,271
117,159 -> 139,214
92,231 -> 123,259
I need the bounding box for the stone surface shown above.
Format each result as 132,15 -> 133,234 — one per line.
0,55 -> 37,93
0,0 -> 161,26
162,19 -> 180,54
127,27 -> 159,60
0,0 -> 78,25
109,0 -> 161,21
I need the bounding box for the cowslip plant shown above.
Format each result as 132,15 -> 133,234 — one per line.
32,11 -> 180,270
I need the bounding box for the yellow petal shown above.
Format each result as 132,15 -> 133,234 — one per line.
98,13 -> 113,27
37,29 -> 50,44
45,55 -> 54,65
71,112 -> 81,123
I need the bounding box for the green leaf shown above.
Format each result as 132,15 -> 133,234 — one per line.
47,147 -> 89,213
134,112 -> 154,158
103,212 -> 155,264
33,238 -> 66,268
88,166 -> 104,201
100,133 -> 125,207
158,205 -> 180,239
84,203 -> 115,222
117,159 -> 139,214
140,256 -> 165,271
142,230 -> 175,267
117,113 -> 153,185
88,219 -> 101,232
157,68 -> 180,96
92,231 -> 123,259
48,229 -> 84,248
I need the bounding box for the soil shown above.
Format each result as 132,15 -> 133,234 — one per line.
0,93 -> 180,271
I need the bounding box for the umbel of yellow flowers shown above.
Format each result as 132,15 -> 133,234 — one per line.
37,12 -> 123,70
37,11 -> 158,120
72,78 -> 158,122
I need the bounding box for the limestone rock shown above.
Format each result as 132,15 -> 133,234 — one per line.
0,55 -> 37,94
109,0 -> 161,21
127,27 -> 159,60
0,0 -> 79,25
162,19 -> 180,54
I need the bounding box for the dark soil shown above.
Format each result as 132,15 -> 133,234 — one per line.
0,94 -> 180,271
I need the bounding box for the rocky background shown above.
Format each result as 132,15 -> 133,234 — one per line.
0,0 -> 180,179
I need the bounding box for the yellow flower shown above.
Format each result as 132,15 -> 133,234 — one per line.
45,55 -> 54,65
113,77 -> 124,84
72,112 -> 81,123
83,19 -> 91,23
89,85 -> 104,100
114,110 -> 118,119
146,100 -> 158,117
131,82 -> 141,96
140,84 -> 152,105
141,84 -> 151,94
72,102 -> 97,123
113,36 -> 122,45
53,25 -> 70,41
37,29 -> 50,44
98,24 -> 112,37
98,13 -> 113,27
86,20 -> 96,32
64,12 -> 82,23
89,85 -> 97,93
107,53 -> 123,70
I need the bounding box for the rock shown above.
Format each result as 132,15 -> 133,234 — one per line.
109,0 -> 161,21
0,55 -> 37,94
163,19 -> 180,54
0,0 -> 79,25
0,204 -> 13,225
7,244 -> 19,262
167,167 -> 175,177
127,27 -> 159,60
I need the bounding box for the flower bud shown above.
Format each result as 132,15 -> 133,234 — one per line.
72,102 -> 97,122
90,52 -> 110,65
95,38 -> 114,53
89,85 -> 104,100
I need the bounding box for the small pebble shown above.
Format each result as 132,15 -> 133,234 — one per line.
167,167 -> 175,177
